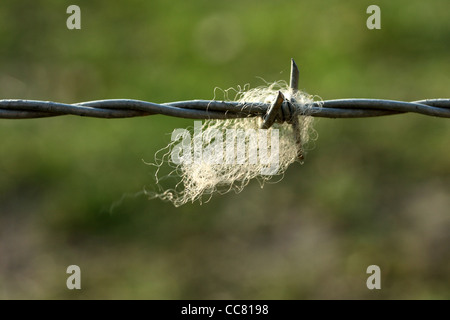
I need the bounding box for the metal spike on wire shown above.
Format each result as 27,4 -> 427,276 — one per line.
260,59 -> 304,159
1,59 -> 450,121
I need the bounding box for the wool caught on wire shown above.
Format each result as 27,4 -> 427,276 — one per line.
146,81 -> 322,207
2,59 -> 448,206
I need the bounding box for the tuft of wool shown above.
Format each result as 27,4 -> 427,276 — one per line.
146,81 -> 321,207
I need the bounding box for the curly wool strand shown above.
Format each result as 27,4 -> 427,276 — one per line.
146,82 -> 321,207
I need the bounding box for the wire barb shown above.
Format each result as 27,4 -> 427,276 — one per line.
288,58 -> 304,160
260,91 -> 285,129
289,58 -> 299,92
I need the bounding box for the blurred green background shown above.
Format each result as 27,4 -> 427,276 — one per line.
0,0 -> 449,299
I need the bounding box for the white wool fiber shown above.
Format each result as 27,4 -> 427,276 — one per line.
146,81 -> 321,207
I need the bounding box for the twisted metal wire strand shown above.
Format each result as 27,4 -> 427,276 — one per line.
1,98 -> 449,120
1,59 -> 449,120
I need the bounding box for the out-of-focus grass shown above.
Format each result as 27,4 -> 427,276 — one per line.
0,0 -> 449,299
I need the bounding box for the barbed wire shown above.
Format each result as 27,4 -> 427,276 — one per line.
1,98 -> 449,120
1,59 -> 449,121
